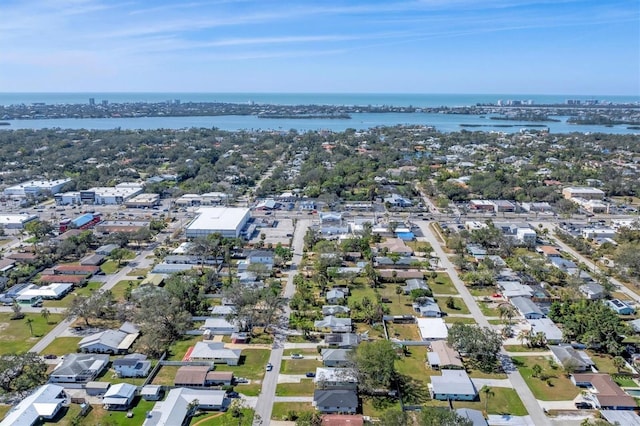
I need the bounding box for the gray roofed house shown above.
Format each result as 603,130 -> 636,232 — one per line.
95,244 -> 119,255
456,408 -> 488,426
49,353 -> 110,383
188,341 -> 242,365
549,345 -> 594,372
427,340 -> 463,370
113,354 -> 151,378
321,348 -> 351,367
413,297 -> 442,317
0,384 -> 66,426
210,305 -> 236,316
103,383 -> 137,410
79,329 -> 139,354
322,305 -> 350,316
579,282 -> 605,300
403,279 -> 430,295
313,389 -> 358,414
528,318 -> 563,344
325,333 -> 361,348
510,296 -> 544,319
315,316 -> 352,333
325,289 -> 346,304
430,369 -> 477,401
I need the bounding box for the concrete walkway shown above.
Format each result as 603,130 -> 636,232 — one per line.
472,378 -> 514,388
538,400 -> 578,410
273,396 -> 314,402
417,221 -> 551,426
277,374 -> 307,384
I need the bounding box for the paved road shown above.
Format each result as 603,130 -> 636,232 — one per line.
417,221 -> 551,426
253,219 -> 309,425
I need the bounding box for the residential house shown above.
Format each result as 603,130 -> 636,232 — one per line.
188,341 -> 241,366
143,388 -> 227,426
0,384 -> 66,426
325,289 -> 346,304
49,353 -> 110,383
200,318 -> 240,335
78,324 -> 140,354
466,245 -> 487,260
325,333 -> 361,349
537,245 -> 562,258
579,283 -> 605,300
321,414 -> 364,426
571,373 -> 636,410
456,409 -> 488,426
549,345 -> 595,372
95,244 -> 119,255
377,238 -> 413,256
113,353 -> 151,378
321,349 -> 351,367
210,305 -> 236,317
313,389 -> 358,414
384,193 -> 412,207
430,370 -> 477,401
85,381 -> 110,396
141,385 -> 164,401
498,281 -> 533,299
174,366 -> 212,388
205,372 -> 234,386
103,383 -> 137,410
322,305 -> 350,316
403,279 -> 430,295
413,298 -> 442,317
510,296 -> 545,319
378,269 -> 424,281
315,316 -> 352,333
245,250 -> 275,267
427,340 -> 463,370
314,368 -> 358,390
528,319 -> 563,345
417,318 -> 449,341
607,299 -> 635,315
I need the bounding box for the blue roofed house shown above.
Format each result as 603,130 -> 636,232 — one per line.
413,297 -> 442,317
510,296 -> 545,319
403,279 -> 430,295
607,299 -> 635,315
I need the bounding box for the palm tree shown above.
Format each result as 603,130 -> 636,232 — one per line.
395,285 -> 403,303
25,317 -> 34,336
41,308 -> 51,324
517,329 -> 531,347
482,386 -> 494,413
498,303 -> 516,325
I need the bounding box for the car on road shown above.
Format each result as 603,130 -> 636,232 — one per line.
290,353 -> 303,359
305,372 -> 315,378
43,354 -> 57,359
266,363 -> 273,371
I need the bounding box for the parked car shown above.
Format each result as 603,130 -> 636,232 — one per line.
305,372 -> 316,378
43,354 -> 57,359
226,391 -> 240,398
235,377 -> 249,384
575,402 -> 593,409
266,363 -> 273,371
290,354 -> 303,359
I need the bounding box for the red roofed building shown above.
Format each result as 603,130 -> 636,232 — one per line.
40,275 -> 87,286
322,414 -> 364,426
54,265 -> 100,276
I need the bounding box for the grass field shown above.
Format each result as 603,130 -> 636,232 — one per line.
151,365 -> 180,385
430,387 -> 528,416
438,297 -> 470,315
44,282 -> 102,308
444,317 -> 477,324
271,402 -> 314,421
41,336 -> 83,356
275,379 -> 315,396
280,359 -> 322,374
168,335 -> 203,361
71,397 -> 155,426
0,312 -> 64,354
430,273 -> 458,295
213,349 -> 271,380
387,323 -> 421,340
189,408 -> 255,425
512,356 -> 580,401
110,280 -> 140,302
396,346 -> 438,383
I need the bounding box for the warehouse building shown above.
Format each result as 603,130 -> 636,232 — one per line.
185,207 -> 250,239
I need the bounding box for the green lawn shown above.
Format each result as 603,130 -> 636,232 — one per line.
234,383 -> 262,397
444,317 -> 476,324
271,402 -> 314,421
0,312 -> 64,354
512,356 -> 580,401
151,365 -> 180,385
214,349 -> 271,380
503,345 -> 549,353
127,268 -> 150,277
280,359 -> 322,374
0,405 -> 10,421
283,348 -> 319,356
468,287 -> 498,297
478,302 -> 501,317
44,282 -> 103,308
349,286 -> 378,304
100,260 -> 120,274
189,408 -> 255,425
438,297 -> 470,315
588,351 -> 629,374
613,375 -> 637,387
387,323 -> 421,341
275,379 -> 315,396
429,387 -> 528,416
168,335 -> 203,361
110,280 -> 140,302
71,397 -> 156,426
430,273 -> 459,295
41,337 -> 83,356
362,397 -> 401,418
378,286 -> 417,316
396,346 -> 438,381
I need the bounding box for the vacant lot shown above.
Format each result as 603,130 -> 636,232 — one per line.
512,356 -> 580,401
0,312 -> 64,354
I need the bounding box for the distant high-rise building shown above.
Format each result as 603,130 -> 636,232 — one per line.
89,98 -> 95,106
101,100 -> 108,106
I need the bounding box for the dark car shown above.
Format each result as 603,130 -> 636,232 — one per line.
43,354 -> 57,359
305,372 -> 316,378
575,402 -> 592,409
226,391 -> 240,398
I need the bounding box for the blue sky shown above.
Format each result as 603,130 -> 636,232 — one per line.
0,0 -> 638,95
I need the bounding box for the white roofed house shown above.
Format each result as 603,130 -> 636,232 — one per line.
78,323 -> 140,354
322,305 -> 350,316
0,384 -> 66,426
188,341 -> 242,365
430,370 -> 477,401
143,388 -> 228,426
314,316 -> 352,333
103,383 -> 137,411
413,297 -> 442,317
200,318 -> 240,335
528,318 -> 563,344
326,289 -> 346,304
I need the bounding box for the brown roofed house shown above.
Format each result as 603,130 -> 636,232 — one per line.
571,373 -> 636,410
322,414 -> 365,426
174,366 -> 210,388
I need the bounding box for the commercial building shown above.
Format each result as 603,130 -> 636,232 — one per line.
124,193 -> 160,208
0,214 -> 38,229
562,187 -> 605,200
185,207 -> 250,239
4,179 -> 71,198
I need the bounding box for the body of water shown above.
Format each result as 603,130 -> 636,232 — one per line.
1,93 -> 638,134
1,113 -> 637,135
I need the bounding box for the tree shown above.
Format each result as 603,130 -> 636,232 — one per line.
482,386 -> 494,413
25,317 -> 34,336
295,411 -> 322,426
378,409 -> 407,426
10,300 -> 24,320
498,303 -> 516,325
164,272 -> 209,315
40,308 -> 51,324
532,363 -> 543,378
395,285 -> 403,303
349,339 -> 398,392
445,296 -> 456,310
109,247 -> 128,267
419,407 -> 473,426
613,356 -> 626,372
0,352 -> 48,396
448,323 -> 503,373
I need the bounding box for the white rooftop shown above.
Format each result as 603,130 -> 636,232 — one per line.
187,207 -> 250,232
416,318 -> 448,340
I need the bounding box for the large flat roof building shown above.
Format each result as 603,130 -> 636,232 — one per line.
4,179 -> 71,198
562,187 -> 605,200
185,207 -> 250,239
0,214 -> 38,229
